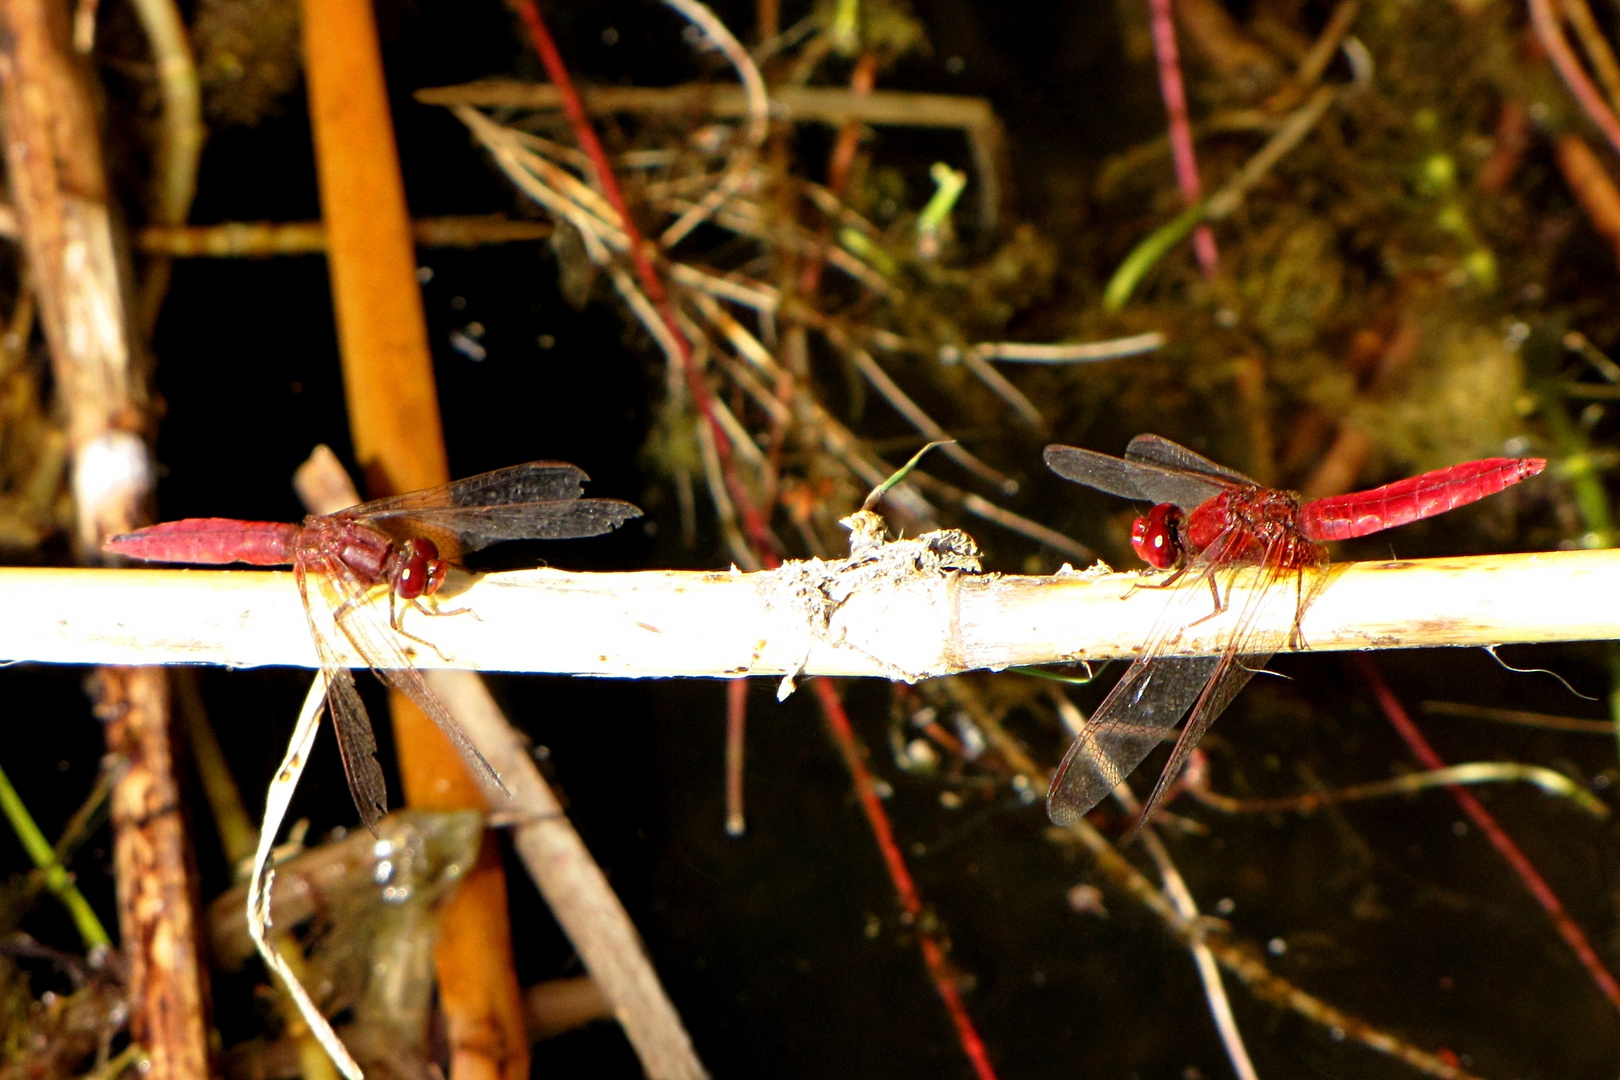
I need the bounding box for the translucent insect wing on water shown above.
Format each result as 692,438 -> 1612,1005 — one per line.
370,499 -> 644,552
1047,530 -> 1330,828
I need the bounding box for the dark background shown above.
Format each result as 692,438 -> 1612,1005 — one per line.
5,2 -> 1618,1078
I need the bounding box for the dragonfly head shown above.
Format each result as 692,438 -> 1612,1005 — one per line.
392,538 -> 449,599
1130,503 -> 1184,569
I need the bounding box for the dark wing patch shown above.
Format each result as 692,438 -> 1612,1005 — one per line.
1124,435 -> 1258,486
1045,442 -> 1230,511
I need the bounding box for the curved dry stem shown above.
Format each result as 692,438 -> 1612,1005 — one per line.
1189,761 -> 1608,818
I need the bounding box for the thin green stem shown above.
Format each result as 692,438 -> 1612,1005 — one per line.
0,759 -> 110,950
1103,204 -> 1203,312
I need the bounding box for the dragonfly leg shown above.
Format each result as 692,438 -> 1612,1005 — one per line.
410,596 -> 481,622
1125,563 -> 1188,596
1184,571 -> 1227,628
388,603 -> 457,664
1287,568 -> 1312,651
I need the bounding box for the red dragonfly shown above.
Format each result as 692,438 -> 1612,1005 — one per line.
1042,435 -> 1546,829
105,462 -> 641,829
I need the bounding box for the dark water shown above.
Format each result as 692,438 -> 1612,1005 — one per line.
2,2 -> 1616,1078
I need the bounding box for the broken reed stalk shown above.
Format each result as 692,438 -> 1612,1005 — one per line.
497,8 -> 998,1074
7,548 -> 1617,674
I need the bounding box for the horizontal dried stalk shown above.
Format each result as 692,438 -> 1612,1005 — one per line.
3,547 -> 1615,677
136,216 -> 553,256
417,80 -> 1007,227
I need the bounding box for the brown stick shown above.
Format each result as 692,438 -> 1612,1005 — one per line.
0,6 -> 208,1080
0,0 -> 148,540
99,669 -> 213,1080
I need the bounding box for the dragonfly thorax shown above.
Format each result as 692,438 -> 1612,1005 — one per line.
1185,488 -> 1324,568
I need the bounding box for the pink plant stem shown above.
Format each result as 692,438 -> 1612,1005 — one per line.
513,0 -> 775,557
725,678 -> 747,836
1147,0 -> 1218,276
813,679 -> 1000,1080
1356,656 -> 1620,1014
1527,0 -> 1620,159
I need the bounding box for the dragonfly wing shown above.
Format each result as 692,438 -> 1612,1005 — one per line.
1045,443 -> 1230,512
1047,652 -> 1221,825
317,553 -> 507,798
360,498 -> 642,555
1124,435 -> 1259,487
1132,651 -> 1261,829
339,462 -> 592,516
1044,444 -> 1163,501
298,558 -> 389,830
1048,528 -> 1327,828
1128,545 -> 1328,829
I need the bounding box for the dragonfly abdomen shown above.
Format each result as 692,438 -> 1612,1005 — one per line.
104,518 -> 303,566
1300,457 -> 1547,541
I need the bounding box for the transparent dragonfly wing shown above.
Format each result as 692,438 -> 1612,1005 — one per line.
340,462 -> 591,514
1046,650 -> 1223,825
1047,531 -> 1324,829
296,556 -> 390,830
340,461 -> 640,558
301,552 -> 507,831
1044,443 -> 1230,513
358,498 -> 642,555
1122,434 -> 1260,488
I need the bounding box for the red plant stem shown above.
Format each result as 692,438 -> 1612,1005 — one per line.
513,0 -> 774,555
813,679 -> 1000,1080
1356,655 -> 1620,1013
1147,0 -> 1218,276
1527,0 -> 1620,160
725,677 -> 748,836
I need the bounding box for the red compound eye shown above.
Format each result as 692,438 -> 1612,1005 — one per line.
393,539 -> 443,599
1129,503 -> 1184,569
420,541 -> 448,596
